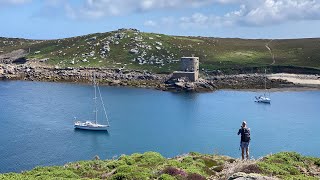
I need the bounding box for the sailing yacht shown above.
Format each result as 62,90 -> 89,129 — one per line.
74,74 -> 110,131
255,69 -> 271,104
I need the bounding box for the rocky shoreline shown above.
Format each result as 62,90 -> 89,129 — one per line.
1,62 -> 314,92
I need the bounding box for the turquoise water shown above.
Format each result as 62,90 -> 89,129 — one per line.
0,80 -> 319,173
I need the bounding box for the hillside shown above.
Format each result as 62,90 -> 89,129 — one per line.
1,28 -> 320,74
1,152 -> 319,180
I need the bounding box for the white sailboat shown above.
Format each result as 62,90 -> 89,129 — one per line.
255,69 -> 271,104
74,74 -> 110,131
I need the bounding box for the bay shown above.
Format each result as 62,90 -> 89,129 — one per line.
0,80 -> 319,173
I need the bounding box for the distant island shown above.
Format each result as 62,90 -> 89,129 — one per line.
1,151 -> 319,179
1,28 -> 320,92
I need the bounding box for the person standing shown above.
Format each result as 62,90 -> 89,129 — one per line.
237,121 -> 251,160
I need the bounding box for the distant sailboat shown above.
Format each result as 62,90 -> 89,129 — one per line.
74,73 -> 110,131
255,69 -> 271,104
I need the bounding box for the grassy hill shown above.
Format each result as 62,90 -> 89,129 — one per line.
1,28 -> 320,74
0,152 -> 319,179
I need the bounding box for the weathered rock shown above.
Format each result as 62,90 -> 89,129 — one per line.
129,48 -> 139,54
228,172 -> 278,180
0,49 -> 28,64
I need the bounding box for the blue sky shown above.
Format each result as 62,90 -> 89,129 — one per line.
1,0 -> 320,39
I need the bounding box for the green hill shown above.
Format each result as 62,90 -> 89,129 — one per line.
1,152 -> 319,179
1,28 -> 320,74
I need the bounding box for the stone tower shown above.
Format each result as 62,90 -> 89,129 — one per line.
172,57 -> 199,82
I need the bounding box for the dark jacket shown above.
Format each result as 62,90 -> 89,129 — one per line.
238,127 -> 251,142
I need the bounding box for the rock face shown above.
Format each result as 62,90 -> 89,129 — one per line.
228,172 -> 278,180
165,77 -> 217,92
0,49 -> 28,64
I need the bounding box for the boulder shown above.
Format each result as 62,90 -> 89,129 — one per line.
228,172 -> 278,180
4,65 -> 16,74
129,49 -> 139,54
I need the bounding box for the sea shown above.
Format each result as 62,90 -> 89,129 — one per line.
0,80 -> 319,173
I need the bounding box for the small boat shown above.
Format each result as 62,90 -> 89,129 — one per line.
74,121 -> 109,131
255,69 -> 271,104
74,73 -> 110,131
255,95 -> 271,103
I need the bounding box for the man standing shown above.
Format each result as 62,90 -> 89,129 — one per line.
237,121 -> 251,160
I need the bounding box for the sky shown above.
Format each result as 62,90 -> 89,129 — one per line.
1,0 -> 320,39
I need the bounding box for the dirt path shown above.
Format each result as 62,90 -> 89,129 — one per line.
265,40 -> 275,65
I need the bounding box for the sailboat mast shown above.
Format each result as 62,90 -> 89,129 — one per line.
265,69 -> 267,89
94,73 -> 98,124
264,69 -> 267,96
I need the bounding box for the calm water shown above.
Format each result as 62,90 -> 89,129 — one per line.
0,81 -> 319,173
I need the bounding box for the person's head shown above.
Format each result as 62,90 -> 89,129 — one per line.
242,121 -> 247,128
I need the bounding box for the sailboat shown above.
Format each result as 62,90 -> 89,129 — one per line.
74,74 -> 110,131
255,69 -> 271,104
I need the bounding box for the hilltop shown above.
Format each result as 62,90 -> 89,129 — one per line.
1,28 -> 320,74
1,151 -> 319,179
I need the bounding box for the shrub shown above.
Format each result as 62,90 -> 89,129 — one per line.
186,173 -> 206,180
162,167 -> 187,177
159,174 -> 176,180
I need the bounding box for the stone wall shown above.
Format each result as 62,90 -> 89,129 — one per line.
172,71 -> 197,81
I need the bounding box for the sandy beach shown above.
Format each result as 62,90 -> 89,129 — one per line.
269,73 -> 320,85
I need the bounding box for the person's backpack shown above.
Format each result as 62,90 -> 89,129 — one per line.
241,128 -> 251,142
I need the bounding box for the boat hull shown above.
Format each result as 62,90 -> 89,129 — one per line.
255,100 -> 271,103
74,121 -> 109,131
74,125 -> 109,131
255,97 -> 271,103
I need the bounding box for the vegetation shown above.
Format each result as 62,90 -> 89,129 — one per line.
0,151 -> 319,179
1,29 -> 320,74
258,152 -> 320,180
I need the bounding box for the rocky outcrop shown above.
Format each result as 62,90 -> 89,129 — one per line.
0,49 -> 28,64
228,172 -> 278,180
164,77 -> 217,92
208,74 -> 293,89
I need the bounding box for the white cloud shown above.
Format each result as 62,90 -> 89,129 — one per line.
64,0 -> 239,19
0,0 -> 31,5
146,0 -> 320,29
240,0 -> 320,26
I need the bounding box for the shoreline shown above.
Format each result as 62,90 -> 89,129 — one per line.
1,62 -> 320,92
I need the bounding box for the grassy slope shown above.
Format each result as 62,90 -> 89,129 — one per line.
1,29 -> 320,73
0,152 -> 319,180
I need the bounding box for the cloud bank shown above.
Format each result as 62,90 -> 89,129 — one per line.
2,0 -> 320,28
143,0 -> 320,27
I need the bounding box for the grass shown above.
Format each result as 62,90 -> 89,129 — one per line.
257,152 -> 320,180
0,152 -> 233,180
1,29 -> 320,74
0,152 -> 319,179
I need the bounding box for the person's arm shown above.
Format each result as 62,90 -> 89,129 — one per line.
237,128 -> 241,135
